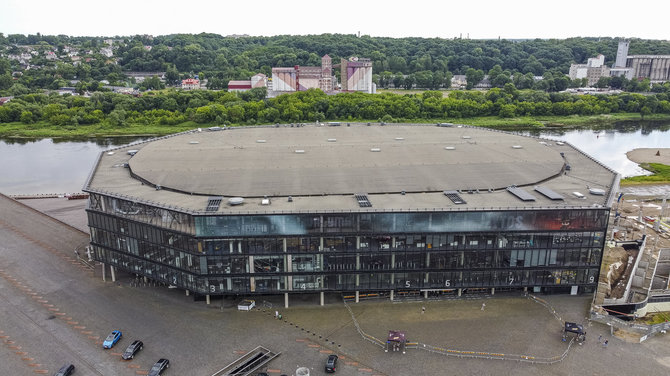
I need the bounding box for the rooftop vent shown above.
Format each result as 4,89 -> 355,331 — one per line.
127,149 -> 139,155
444,190 -> 467,205
588,187 -> 606,196
462,136 -> 471,139
556,141 -> 565,146
107,151 -> 115,155
355,193 -> 372,207
288,196 -> 293,202
206,197 -> 223,212
295,150 -> 305,154
370,148 -> 381,152
444,146 -> 456,150
261,198 -> 270,205
511,145 -> 523,149
573,192 -> 585,199
189,141 -> 199,144
256,139 -> 266,143
395,137 -> 404,141
228,197 -> 245,206
327,138 -> 337,142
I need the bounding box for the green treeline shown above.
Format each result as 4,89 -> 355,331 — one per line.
2,87 -> 670,129
3,33 -> 670,91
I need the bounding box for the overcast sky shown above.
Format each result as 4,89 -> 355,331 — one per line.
2,0 -> 668,40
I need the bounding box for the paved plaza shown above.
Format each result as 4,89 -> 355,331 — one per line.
1,194 -> 669,376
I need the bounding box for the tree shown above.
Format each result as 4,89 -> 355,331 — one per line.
165,64 -> 179,85
0,73 -> 12,90
392,73 -> 404,89
594,76 -> 611,89
403,74 -> 416,90
465,68 -> 484,89
20,110 -> 34,124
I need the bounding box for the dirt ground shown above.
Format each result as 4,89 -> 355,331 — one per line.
626,148 -> 670,165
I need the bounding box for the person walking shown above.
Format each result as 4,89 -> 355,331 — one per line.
602,339 -> 608,348
481,302 -> 486,311
421,306 -> 426,314
598,335 -> 602,343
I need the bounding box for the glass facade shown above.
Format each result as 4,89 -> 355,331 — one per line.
87,193 -> 609,296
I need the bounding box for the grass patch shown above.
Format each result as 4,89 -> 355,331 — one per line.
2,113 -> 670,138
0,121 -> 195,138
621,163 -> 670,185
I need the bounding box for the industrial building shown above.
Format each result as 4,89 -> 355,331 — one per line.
340,57 -> 374,93
611,40 -> 670,83
271,55 -> 334,93
84,123 -> 618,306
568,54 -> 610,86
227,73 -> 268,92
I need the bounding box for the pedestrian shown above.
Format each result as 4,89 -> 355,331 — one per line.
275,310 -> 279,319
421,306 -> 425,314
598,335 -> 602,343
602,340 -> 608,348
74,250 -> 80,259
481,302 -> 486,311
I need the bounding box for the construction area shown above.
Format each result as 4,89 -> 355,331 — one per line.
591,187 -> 670,342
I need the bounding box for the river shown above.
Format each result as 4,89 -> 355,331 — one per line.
0,122 -> 668,195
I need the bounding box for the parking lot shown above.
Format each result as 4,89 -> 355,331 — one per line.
1,195 -> 670,376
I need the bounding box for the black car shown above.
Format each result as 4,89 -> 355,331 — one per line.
147,358 -> 169,376
53,364 -> 75,376
325,354 -> 338,373
122,340 -> 144,360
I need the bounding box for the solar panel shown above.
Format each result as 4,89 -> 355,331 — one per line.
506,186 -> 536,201
534,185 -> 564,200
443,190 -> 467,205
206,197 -> 223,212
354,193 -> 372,207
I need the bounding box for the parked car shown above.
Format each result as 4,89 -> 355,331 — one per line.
102,330 -> 122,349
53,364 -> 75,376
325,354 -> 338,373
147,358 -> 170,376
122,340 -> 144,360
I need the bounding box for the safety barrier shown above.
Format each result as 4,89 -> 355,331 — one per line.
341,298 -> 386,348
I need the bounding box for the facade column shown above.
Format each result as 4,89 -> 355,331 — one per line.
102,262 -> 106,281
320,291 -> 324,306
206,295 -> 210,305
284,292 -> 289,308
355,290 -> 359,303
458,288 -> 462,297
491,288 -> 495,295
424,290 -> 428,299
110,265 -> 116,282
390,290 -> 394,301
143,276 -> 148,283
185,290 -> 190,296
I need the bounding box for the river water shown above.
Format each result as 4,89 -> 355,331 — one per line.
0,122 -> 668,195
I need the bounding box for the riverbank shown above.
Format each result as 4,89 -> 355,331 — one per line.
621,148 -> 670,185
1,113 -> 669,138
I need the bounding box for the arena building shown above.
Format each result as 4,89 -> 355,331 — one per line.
84,123 -> 618,306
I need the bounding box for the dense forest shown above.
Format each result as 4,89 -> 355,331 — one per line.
2,87 -> 669,129
2,33 -> 670,92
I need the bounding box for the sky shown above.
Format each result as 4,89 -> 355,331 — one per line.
1,0 -> 669,40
